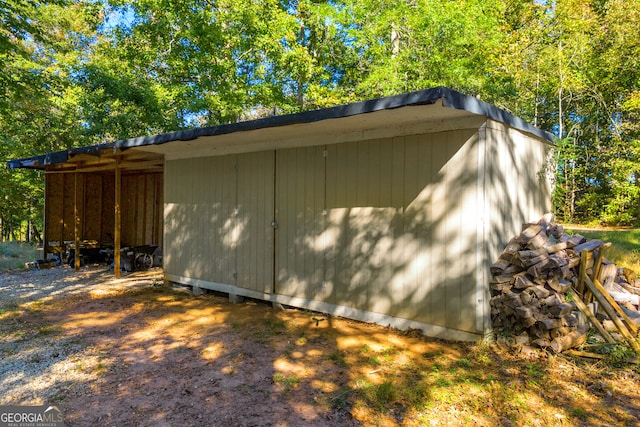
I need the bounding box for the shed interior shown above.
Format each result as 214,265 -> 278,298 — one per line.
33,147 -> 164,276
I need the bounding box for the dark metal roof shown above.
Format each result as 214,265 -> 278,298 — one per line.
7,143 -> 114,170
116,86 -> 554,150
7,86 -> 554,169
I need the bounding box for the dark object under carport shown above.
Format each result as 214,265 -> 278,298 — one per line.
119,244 -> 158,272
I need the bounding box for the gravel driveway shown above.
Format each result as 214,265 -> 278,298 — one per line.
0,266 -> 162,407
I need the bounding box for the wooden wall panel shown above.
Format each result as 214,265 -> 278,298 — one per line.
83,174 -> 103,241
155,173 -> 163,248
102,175 -> 115,244
45,173 -> 64,247
121,175 -> 137,247
118,173 -> 163,247
62,173 -> 75,241
44,172 -> 162,254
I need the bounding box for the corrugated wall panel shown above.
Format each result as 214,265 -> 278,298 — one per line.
401,133 -> 440,324
444,130 -> 479,332
327,139 -> 403,313
326,141 -> 364,310
162,124 -> 545,335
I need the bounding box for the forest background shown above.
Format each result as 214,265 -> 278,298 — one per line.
1,0 -> 639,241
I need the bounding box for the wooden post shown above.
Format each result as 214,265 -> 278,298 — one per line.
577,250 -> 588,296
579,250 -> 597,304
592,243 -> 611,283
571,292 -> 616,344
114,163 -> 121,278
43,173 -> 48,260
583,277 -> 640,353
74,171 -> 81,271
591,277 -> 638,335
60,175 -> 65,259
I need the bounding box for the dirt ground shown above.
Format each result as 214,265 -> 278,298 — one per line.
1,266 -> 640,426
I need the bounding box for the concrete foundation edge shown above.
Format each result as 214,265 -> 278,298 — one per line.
165,273 -> 482,343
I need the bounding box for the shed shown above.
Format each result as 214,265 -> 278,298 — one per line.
9,87 -> 553,341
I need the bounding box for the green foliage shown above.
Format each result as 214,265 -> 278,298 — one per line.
272,372 -> 300,392
342,0 -> 507,99
0,242 -> 35,270
565,228 -> 640,271
605,343 -> 636,367
3,0 -> 640,229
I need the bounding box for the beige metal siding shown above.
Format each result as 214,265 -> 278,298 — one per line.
484,120 -> 551,265
272,130 -> 481,333
164,122 -> 548,335
325,138 -> 402,313
164,156 -> 237,282
165,152 -> 274,290
275,146 -> 326,299
324,131 -> 480,332
479,120 -> 551,334
236,151 -> 274,293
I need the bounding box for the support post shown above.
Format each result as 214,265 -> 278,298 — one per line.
43,173 -> 48,260
74,171 -> 80,271
114,163 -> 121,278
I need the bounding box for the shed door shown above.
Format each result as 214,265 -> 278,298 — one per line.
274,146 -> 326,299
235,151 -> 275,293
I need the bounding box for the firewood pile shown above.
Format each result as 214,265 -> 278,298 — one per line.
490,214 -> 640,354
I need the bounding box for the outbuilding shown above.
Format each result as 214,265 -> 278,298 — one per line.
9,87 -> 553,341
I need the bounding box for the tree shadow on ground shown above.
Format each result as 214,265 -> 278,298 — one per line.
1,267 -> 639,426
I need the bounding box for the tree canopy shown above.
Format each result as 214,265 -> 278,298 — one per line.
1,0 -> 640,239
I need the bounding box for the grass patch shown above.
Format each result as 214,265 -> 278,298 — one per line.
352,375 -> 431,413
0,241 -> 35,271
604,343 -> 636,367
37,324 -> 61,336
565,228 -> 640,270
327,349 -> 347,366
456,358 -> 471,368
273,373 -> 300,392
263,317 -> 287,332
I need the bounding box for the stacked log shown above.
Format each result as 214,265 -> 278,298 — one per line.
490,216 -> 589,353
